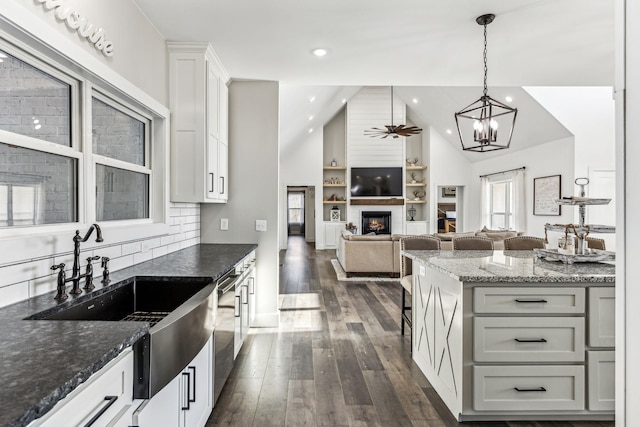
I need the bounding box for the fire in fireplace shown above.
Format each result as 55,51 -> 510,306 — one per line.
361,211 -> 391,235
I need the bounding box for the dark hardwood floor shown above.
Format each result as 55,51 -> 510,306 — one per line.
207,235 -> 613,427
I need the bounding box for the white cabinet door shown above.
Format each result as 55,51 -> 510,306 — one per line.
217,140 -> 228,201
135,374 -> 181,427
588,350 -> 615,411
234,280 -> 243,358
405,221 -> 428,235
248,268 -> 257,325
182,337 -> 213,427
588,287 -> 615,347
323,222 -> 344,249
169,43 -> 229,204
135,337 -> 213,427
33,350 -> 134,427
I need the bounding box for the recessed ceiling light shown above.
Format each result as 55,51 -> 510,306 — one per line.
309,96 -> 316,103
312,48 -> 328,57
412,98 -> 418,104
505,96 -> 513,103
308,115 -> 314,121
308,128 -> 314,133
341,99 -> 347,104
35,124 -> 42,130
446,129 -> 452,135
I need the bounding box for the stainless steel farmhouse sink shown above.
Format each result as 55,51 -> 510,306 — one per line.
26,276 -> 216,399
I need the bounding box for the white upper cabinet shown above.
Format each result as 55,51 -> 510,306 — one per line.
168,42 -> 229,203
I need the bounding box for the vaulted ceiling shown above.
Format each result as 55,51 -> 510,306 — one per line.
132,0 -> 615,160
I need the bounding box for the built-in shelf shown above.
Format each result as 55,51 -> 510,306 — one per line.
323,200 -> 346,204
323,166 -> 347,170
406,165 -> 427,170
406,199 -> 427,204
406,183 -> 426,187
323,184 -> 346,187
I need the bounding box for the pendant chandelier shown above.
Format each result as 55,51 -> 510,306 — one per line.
365,86 -> 422,139
454,14 -> 517,152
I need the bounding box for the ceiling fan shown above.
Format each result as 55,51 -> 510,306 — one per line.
364,86 -> 422,139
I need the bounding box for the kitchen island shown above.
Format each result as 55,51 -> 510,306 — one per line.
0,243 -> 257,427
403,250 -> 615,422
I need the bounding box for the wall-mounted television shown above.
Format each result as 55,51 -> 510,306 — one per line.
350,167 -> 403,197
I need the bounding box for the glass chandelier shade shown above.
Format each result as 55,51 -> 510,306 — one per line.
454,14 -> 517,153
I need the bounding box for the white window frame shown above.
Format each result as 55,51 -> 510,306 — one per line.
489,178 -> 514,230
0,23 -> 170,257
89,89 -> 153,225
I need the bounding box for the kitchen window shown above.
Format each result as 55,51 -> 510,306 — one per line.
489,179 -> 513,229
0,39 -> 160,232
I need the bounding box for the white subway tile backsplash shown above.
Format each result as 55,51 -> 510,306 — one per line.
110,254 -> 134,272
0,202 -> 201,308
121,242 -> 142,256
141,238 -> 161,253
133,251 -> 153,265
0,259 -> 53,288
29,275 -> 57,298
160,235 -> 174,246
152,246 -> 168,258
0,282 -> 30,307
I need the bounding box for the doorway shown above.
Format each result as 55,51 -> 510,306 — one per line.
286,186 -> 316,242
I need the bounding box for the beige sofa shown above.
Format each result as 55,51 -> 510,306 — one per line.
336,228 -> 523,276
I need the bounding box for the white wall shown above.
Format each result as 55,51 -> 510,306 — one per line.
620,0 -> 639,423
469,138 -> 575,239
200,81 -> 280,327
279,129 -> 323,250
8,0 -> 168,105
427,128 -> 473,232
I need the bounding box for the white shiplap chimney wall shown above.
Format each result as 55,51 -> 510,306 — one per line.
346,87 -> 406,233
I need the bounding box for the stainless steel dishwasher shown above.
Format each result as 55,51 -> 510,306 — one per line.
214,269 -> 240,404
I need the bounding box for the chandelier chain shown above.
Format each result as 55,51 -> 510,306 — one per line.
483,22 -> 488,97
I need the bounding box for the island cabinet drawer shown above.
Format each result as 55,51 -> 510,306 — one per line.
474,317 -> 585,362
474,287 -> 585,314
473,365 -> 585,411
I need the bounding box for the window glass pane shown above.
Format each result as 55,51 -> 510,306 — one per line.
0,49 -> 71,146
491,182 -> 506,212
92,97 -> 145,166
289,209 -> 303,223
491,214 -> 505,229
0,142 -> 77,226
96,164 -> 148,221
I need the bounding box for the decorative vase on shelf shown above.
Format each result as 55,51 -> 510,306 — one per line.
330,205 -> 341,222
330,159 -> 337,167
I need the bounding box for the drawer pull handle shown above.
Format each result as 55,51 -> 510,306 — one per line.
514,338 -> 548,343
515,299 -> 548,303
84,395 -> 118,427
514,387 -> 547,392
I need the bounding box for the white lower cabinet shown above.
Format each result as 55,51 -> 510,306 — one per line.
473,365 -> 585,411
134,336 -> 213,427
30,349 -> 134,427
588,350 -> 615,411
323,221 -> 344,249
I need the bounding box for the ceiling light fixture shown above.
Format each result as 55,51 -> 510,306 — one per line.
364,86 -> 422,139
341,98 -> 347,104
505,96 -> 513,103
308,128 -> 314,133
308,115 -> 314,121
312,48 -> 327,57
412,98 -> 418,104
454,14 -> 517,152
309,96 -> 316,103
446,129 -> 452,135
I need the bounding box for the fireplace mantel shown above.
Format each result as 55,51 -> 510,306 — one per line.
350,198 -> 405,206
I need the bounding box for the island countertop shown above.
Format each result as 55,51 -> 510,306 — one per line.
403,249 -> 615,284
0,243 -> 257,427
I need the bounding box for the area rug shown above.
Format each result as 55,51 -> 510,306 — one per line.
330,259 -> 400,282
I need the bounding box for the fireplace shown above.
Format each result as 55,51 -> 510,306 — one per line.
361,211 -> 391,235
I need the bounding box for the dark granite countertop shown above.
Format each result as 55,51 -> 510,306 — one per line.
0,243 -> 257,427
404,249 -> 615,284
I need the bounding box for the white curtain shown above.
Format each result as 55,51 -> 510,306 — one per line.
511,169 -> 526,231
479,176 -> 490,228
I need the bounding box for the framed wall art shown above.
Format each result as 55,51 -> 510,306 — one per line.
442,186 -> 456,198
533,174 -> 561,215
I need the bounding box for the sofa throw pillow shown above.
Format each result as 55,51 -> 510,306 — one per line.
475,231 -> 518,241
